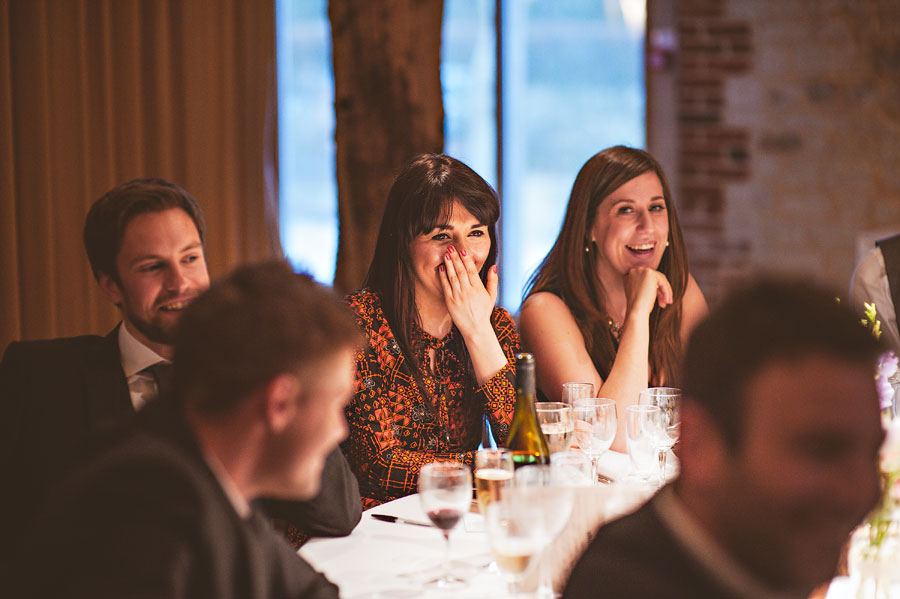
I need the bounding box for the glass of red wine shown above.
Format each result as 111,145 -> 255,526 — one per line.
418,461 -> 472,588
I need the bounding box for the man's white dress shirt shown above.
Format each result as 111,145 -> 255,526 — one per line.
117,323 -> 170,410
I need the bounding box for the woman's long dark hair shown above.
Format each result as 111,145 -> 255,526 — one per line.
364,154 -> 500,383
524,146 -> 688,386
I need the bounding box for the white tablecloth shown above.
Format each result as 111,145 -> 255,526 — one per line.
299,450 -> 871,598
299,450 -> 658,598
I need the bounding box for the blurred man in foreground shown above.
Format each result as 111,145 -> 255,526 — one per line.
565,278 -> 885,599
14,260 -> 358,597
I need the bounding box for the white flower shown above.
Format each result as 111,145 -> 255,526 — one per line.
875,351 -> 899,411
882,420 -> 900,476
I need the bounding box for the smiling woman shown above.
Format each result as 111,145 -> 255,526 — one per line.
342,154 -> 518,508
519,146 -> 708,452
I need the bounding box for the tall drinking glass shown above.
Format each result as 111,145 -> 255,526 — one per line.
475,449 -> 514,515
536,402 -> 574,454
485,496 -> 544,598
561,382 -> 594,405
625,405 -> 661,482
549,451 -> 593,487
515,465 -> 574,599
572,398 -> 617,485
639,387 -> 681,486
418,461 -> 472,588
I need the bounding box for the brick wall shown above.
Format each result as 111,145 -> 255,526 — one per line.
658,0 -> 900,304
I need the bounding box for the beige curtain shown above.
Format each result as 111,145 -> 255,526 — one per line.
0,0 -> 281,349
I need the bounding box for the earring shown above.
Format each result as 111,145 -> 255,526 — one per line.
584,245 -> 590,253
666,240 -> 670,247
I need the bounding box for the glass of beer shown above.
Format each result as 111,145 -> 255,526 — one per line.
474,448 -> 514,515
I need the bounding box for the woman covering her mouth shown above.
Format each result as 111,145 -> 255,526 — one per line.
342,153 -> 517,508
518,146 -> 708,452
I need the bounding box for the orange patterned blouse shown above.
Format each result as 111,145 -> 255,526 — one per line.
343,289 -> 518,508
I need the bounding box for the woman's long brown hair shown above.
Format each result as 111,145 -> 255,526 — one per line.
524,146 -> 688,386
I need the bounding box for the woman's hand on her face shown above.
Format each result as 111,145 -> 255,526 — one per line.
623,267 -> 673,320
439,245 -> 498,337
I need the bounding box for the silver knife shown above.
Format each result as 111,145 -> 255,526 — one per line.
370,513 -> 433,528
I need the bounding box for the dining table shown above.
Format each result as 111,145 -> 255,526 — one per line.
299,450 -> 882,599
299,450 -> 660,598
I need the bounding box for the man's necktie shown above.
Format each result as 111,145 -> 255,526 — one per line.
145,361 -> 174,401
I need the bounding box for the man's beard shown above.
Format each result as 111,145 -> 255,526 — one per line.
121,300 -> 180,347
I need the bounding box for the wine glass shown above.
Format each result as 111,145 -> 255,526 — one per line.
572,398 -> 617,485
561,382 -> 594,405
639,387 -> 681,486
536,402 -> 574,454
515,465 -> 574,599
625,404 -> 661,483
475,448 -> 514,515
418,461 -> 472,588
485,495 -> 544,598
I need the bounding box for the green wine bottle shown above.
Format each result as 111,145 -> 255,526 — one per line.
504,353 -> 551,468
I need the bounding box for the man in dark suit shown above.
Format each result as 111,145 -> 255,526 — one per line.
0,179 -> 360,571
564,279 -> 885,599
13,260 -> 358,598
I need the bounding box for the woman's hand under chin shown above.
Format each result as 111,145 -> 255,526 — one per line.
623,267 -> 673,321
439,245 -> 499,338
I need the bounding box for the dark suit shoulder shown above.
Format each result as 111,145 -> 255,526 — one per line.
0,331 -> 120,398
14,433 -> 219,597
564,500 -> 736,599
256,447 -> 361,539
0,330 -> 129,574
45,432 -> 213,528
26,429 -> 337,599
2,334 -> 111,363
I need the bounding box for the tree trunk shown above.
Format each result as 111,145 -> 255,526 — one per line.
329,0 -> 445,293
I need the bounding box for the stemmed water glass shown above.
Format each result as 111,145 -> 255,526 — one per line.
625,404 -> 661,483
485,495 -> 544,598
536,402 -> 574,454
572,398 -> 617,485
418,461 -> 472,589
514,465 -> 574,599
639,387 -> 681,486
561,382 -> 594,405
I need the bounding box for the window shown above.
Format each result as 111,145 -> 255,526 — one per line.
275,0 -> 337,282
497,1 -> 646,306
277,0 -> 645,310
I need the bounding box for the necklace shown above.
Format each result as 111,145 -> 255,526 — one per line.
607,319 -> 622,338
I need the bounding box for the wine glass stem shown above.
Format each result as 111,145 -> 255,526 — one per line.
590,456 -> 599,487
537,545 -> 554,598
658,449 -> 667,487
441,531 -> 451,582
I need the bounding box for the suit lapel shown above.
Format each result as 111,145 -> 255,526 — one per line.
244,512 -> 275,598
83,326 -> 135,433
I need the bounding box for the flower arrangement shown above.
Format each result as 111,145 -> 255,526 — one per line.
845,302 -> 900,596
857,303 -> 900,556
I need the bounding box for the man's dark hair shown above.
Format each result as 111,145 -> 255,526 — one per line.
173,260 -> 361,414
84,178 -> 206,281
682,277 -> 880,450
